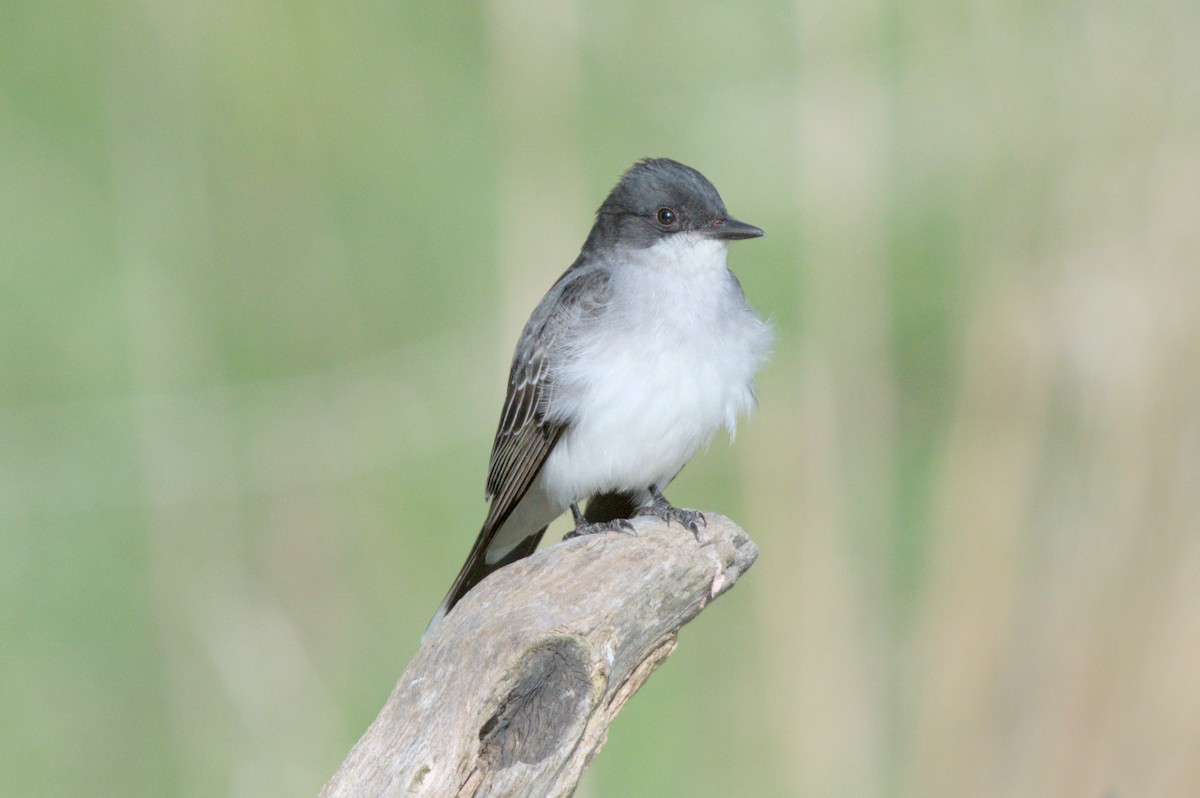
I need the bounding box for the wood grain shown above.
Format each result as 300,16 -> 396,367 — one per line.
320,513 -> 758,798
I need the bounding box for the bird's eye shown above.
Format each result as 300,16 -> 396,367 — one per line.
656,207 -> 677,226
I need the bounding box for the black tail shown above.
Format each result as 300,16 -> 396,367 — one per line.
424,525 -> 547,637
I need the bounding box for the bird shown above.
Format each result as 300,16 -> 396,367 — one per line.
427,157 -> 772,633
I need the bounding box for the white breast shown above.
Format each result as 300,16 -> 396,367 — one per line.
538,234 -> 772,509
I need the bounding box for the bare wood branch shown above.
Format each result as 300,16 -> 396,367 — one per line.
320,513 -> 758,798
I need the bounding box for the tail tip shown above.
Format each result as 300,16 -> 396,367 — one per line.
421,601 -> 450,643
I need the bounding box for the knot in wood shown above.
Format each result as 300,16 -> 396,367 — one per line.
477,637 -> 594,770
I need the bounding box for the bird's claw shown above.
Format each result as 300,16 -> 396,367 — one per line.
638,502 -> 706,539
564,517 -> 637,540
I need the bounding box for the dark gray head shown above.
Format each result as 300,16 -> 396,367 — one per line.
585,158 -> 764,251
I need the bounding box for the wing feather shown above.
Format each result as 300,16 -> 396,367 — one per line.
427,265 -> 612,631
481,266 -> 610,533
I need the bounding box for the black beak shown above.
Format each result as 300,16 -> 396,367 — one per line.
707,217 -> 765,241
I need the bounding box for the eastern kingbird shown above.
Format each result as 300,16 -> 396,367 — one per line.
427,158 -> 771,632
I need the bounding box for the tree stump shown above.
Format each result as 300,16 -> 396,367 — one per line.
321,512 -> 758,798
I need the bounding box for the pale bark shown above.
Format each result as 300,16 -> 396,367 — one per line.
320,513 -> 758,798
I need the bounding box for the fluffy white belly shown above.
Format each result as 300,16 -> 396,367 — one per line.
538,237 -> 770,508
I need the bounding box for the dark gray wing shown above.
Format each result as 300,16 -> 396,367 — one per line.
481,265 -> 611,533
426,264 -> 612,632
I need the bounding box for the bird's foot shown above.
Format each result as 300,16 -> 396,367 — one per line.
563,503 -> 637,540
638,485 -> 707,539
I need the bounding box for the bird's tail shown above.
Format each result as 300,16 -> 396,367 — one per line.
423,524 -> 547,639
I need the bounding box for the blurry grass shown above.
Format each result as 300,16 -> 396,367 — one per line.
2,1 -> 1199,797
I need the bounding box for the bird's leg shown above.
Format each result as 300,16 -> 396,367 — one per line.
562,502 -> 636,540
637,484 -> 707,538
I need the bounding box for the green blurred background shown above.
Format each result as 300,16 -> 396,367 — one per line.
3,1 -> 1199,796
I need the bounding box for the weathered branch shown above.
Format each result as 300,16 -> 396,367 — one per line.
320,513 -> 758,798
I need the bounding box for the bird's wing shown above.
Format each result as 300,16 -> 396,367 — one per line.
425,265 -> 614,634
482,265 -> 611,533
